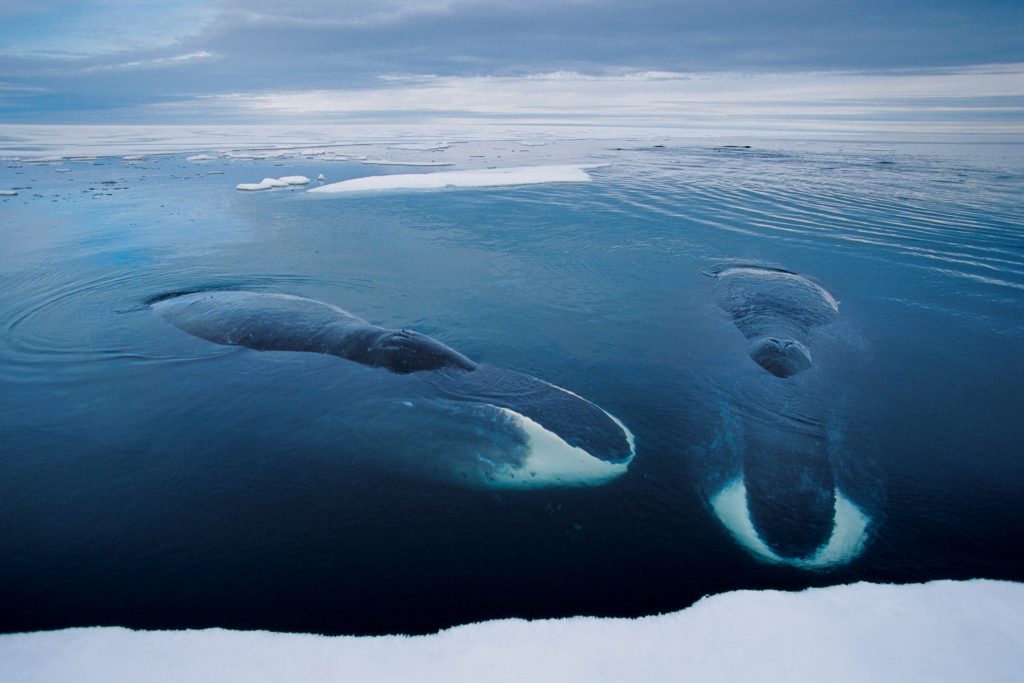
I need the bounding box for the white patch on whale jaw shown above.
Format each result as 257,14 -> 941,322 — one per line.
479,406 -> 635,489
710,477 -> 870,570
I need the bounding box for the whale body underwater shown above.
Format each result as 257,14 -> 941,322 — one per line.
705,265 -> 870,569
151,291 -> 635,489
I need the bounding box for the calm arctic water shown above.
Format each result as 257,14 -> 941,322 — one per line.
1,135 -> 1022,635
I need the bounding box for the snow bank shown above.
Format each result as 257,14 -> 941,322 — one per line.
236,176 -> 309,191
310,164 -> 604,194
2,580 -> 1020,683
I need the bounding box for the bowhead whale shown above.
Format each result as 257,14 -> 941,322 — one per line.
703,264 -> 869,569
707,264 -> 839,378
151,291 -> 634,488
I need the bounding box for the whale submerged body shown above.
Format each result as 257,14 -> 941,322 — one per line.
705,264 -> 869,569
151,291 -> 634,488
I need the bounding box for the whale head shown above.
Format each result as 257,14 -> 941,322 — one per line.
364,329 -> 477,374
748,337 -> 812,377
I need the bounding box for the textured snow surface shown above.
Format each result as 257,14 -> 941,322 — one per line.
309,164 -> 603,194
2,580 -> 1021,683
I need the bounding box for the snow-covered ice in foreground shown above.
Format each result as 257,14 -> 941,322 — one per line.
186,154 -> 218,162
236,176 -> 308,191
310,164 -> 604,194
1,580 -> 1020,683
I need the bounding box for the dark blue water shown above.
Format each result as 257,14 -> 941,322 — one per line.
1,138 -> 1022,635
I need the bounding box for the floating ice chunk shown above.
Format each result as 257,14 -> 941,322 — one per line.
55,169 -> 71,173
186,154 -> 217,162
27,156 -> 63,163
236,176 -> 308,191
388,144 -> 451,152
310,164 -> 606,194
361,160 -> 454,167
317,173 -> 325,182
122,155 -> 147,161
0,190 -> 17,196
236,177 -> 289,191
518,140 -> 547,146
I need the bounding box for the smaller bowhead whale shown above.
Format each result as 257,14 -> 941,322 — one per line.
706,264 -> 838,377
151,291 -> 634,488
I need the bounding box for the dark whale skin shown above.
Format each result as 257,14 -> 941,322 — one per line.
150,290 -> 634,468
151,291 -> 476,374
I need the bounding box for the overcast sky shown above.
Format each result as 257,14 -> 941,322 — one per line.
1,0 -> 1021,130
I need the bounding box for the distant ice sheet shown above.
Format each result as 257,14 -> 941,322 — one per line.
1,580 -> 1020,682
361,159 -> 455,167
310,164 -> 604,194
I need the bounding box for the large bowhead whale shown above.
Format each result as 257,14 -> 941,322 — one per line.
703,264 -> 869,569
151,291 -> 634,488
707,264 -> 839,378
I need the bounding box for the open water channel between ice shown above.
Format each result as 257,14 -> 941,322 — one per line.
1,129 -> 1021,634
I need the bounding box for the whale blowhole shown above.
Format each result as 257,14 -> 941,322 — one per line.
748,337 -> 812,377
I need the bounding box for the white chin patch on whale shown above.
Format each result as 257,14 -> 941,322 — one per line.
480,406 -> 635,489
710,477 -> 870,570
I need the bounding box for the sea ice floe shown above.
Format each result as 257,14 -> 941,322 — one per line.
1,580 -> 1021,682
186,154 -> 218,162
310,164 -> 606,194
122,155 -> 147,161
236,176 -> 310,191
0,190 -> 17,196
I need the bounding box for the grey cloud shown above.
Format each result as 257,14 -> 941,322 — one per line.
1,0 -> 1022,121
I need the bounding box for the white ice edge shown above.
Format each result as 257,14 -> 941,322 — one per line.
3,580 -> 1021,683
710,477 -> 870,569
309,164 -> 607,194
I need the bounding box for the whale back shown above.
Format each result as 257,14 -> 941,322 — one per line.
151,291 -> 476,374
713,266 -> 839,339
